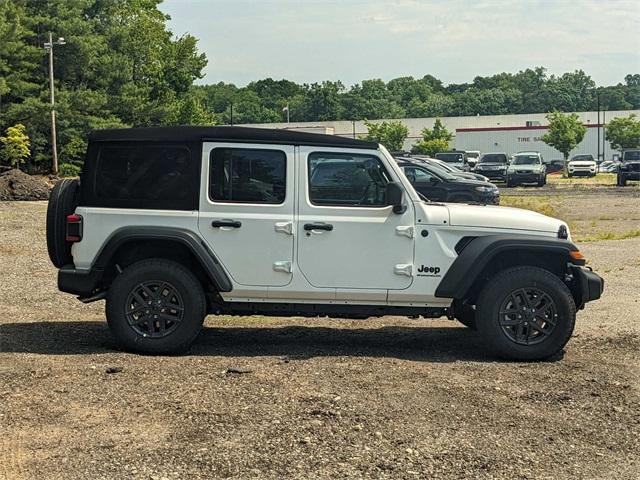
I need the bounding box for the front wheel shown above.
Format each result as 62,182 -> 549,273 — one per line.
617,175 -> 627,186
106,259 -> 206,354
475,266 -> 576,361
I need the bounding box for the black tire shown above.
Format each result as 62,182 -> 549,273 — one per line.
617,175 -> 627,186
475,266 -> 576,361
106,259 -> 206,354
456,303 -> 477,330
46,178 -> 80,268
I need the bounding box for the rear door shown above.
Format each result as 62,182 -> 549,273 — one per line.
198,143 -> 295,287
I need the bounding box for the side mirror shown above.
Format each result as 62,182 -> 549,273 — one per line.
385,182 -> 406,214
430,176 -> 441,185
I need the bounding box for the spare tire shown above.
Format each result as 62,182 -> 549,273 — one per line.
46,179 -> 80,268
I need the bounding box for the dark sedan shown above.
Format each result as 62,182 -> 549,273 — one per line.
397,160 -> 500,205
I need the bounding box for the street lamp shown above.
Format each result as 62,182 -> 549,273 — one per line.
44,32 -> 66,175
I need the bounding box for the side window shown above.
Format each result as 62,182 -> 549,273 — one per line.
308,152 -> 391,207
209,148 -> 286,204
403,166 -> 437,183
96,145 -> 192,202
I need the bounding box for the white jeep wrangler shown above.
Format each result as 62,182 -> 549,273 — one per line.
47,127 -> 603,360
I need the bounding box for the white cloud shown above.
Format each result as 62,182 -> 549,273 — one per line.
161,0 -> 640,86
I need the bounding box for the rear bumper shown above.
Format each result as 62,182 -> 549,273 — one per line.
58,265 -> 103,297
570,265 -> 604,308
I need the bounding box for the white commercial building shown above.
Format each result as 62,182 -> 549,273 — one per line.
240,110 -> 639,160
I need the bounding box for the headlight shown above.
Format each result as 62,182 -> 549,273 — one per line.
475,186 -> 496,192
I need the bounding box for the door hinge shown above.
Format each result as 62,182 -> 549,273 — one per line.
395,225 -> 414,238
273,261 -> 292,273
394,264 -> 413,277
274,221 -> 294,235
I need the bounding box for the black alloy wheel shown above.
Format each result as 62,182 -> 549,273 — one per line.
125,280 -> 184,338
498,287 -> 557,346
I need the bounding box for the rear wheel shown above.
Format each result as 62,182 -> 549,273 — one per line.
106,259 -> 206,354
475,266 -> 576,361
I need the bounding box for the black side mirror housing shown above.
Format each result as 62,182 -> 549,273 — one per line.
386,182 -> 406,214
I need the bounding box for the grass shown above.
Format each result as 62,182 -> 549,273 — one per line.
500,195 -> 558,217
547,173 -> 616,186
577,229 -> 640,242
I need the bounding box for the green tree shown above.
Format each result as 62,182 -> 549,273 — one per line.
541,111 -> 587,176
0,123 -> 30,169
411,118 -> 452,155
361,120 -> 408,151
605,114 -> 640,151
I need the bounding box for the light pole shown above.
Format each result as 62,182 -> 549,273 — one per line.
44,32 -> 65,175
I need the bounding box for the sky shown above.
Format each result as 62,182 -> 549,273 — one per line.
159,0 -> 640,88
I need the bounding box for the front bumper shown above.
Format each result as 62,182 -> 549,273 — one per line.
569,167 -> 596,176
508,172 -> 543,183
569,265 -> 604,308
619,170 -> 640,180
476,169 -> 507,181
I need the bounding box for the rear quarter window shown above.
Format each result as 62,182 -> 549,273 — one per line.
87,143 -> 200,210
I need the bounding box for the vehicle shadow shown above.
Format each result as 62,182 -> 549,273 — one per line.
0,320 -> 496,362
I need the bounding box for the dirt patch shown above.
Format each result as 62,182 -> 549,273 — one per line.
1,201 -> 639,480
0,169 -> 52,201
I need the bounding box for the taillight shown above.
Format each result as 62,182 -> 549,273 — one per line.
66,214 -> 83,242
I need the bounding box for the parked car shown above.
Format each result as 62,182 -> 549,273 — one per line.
598,160 -> 620,173
434,151 -> 468,171
567,154 -> 597,177
406,155 -> 491,182
617,149 -> 640,186
545,159 -> 565,174
396,159 -> 499,205
506,152 -> 547,187
465,150 -> 481,170
46,126 -> 603,361
474,152 -> 509,182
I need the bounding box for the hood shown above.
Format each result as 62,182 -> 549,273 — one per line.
509,164 -> 541,171
446,203 -> 565,234
569,160 -> 596,166
477,162 -> 507,168
449,177 -> 496,188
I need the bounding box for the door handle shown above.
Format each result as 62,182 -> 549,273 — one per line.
211,219 -> 241,228
304,222 -> 333,231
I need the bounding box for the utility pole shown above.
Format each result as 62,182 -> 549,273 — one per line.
44,32 -> 65,175
230,102 -> 234,125
596,90 -> 600,162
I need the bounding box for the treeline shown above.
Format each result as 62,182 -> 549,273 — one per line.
193,70 -> 640,125
0,0 -> 209,172
1,0 -> 639,172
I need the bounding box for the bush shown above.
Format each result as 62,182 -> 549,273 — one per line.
0,123 -> 31,169
58,163 -> 82,177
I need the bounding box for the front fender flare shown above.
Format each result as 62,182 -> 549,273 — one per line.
435,234 -> 580,299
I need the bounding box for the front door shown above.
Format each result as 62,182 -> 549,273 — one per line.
296,147 -> 415,290
198,142 -> 295,287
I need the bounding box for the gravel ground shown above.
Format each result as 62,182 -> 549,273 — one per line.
1,200 -> 639,480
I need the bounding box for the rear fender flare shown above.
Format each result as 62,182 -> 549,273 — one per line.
93,226 -> 233,292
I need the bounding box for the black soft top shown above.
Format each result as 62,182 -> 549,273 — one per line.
89,126 -> 378,149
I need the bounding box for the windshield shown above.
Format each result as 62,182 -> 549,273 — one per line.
513,155 -> 540,165
571,155 -> 594,161
623,151 -> 640,161
431,160 -> 457,172
480,153 -> 507,163
435,153 -> 464,163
